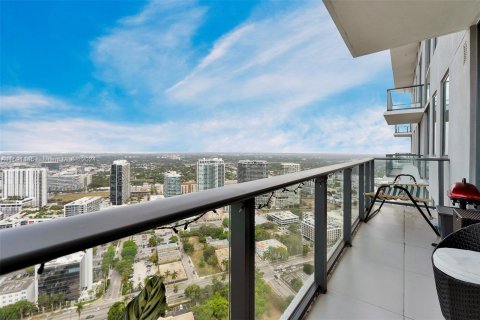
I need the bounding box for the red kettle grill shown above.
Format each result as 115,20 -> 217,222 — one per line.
448,178 -> 480,209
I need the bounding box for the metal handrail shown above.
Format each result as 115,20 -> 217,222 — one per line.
0,158 -> 371,275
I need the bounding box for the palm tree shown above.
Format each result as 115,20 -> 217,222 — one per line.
164,270 -> 171,279
173,285 -> 178,293
171,270 -> 178,280
76,302 -> 84,319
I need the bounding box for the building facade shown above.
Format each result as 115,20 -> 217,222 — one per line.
237,160 -> 269,206
2,168 -> 48,208
0,279 -> 35,308
237,160 -> 268,183
110,160 -> 131,205
267,211 -> 299,229
64,196 -> 102,217
36,250 -> 93,302
164,171 -> 182,198
48,173 -> 90,192
196,158 -> 225,191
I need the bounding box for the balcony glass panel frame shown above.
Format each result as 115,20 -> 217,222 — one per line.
387,84 -> 424,111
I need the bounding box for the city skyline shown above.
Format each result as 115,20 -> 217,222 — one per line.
0,0 -> 409,154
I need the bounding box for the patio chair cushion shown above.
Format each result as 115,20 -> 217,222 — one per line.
433,248 -> 480,285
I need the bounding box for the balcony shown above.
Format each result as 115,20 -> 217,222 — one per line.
394,124 -> 413,137
0,157 -> 450,319
384,85 -> 425,125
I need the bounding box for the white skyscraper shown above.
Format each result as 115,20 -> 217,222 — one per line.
197,158 -> 225,191
164,171 -> 181,198
110,160 -> 131,205
2,168 -> 48,208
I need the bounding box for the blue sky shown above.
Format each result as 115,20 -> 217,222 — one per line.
0,0 -> 409,153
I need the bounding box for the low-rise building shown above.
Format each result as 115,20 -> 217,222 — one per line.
64,196 -> 102,217
302,213 -> 343,245
0,197 -> 33,216
255,239 -> 287,257
0,279 -> 35,307
268,211 -> 299,229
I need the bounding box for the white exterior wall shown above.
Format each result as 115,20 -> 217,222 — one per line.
409,30 -> 474,204
2,168 -> 47,208
0,281 -> 35,308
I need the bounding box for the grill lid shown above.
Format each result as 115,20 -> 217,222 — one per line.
448,178 -> 480,203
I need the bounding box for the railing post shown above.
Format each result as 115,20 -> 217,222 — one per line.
343,168 -> 352,246
230,199 -> 255,319
359,164 -> 365,221
438,161 -> 444,206
365,161 -> 371,195
314,176 -> 328,294
370,160 -> 375,193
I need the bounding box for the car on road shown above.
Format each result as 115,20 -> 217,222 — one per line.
86,315 -> 95,319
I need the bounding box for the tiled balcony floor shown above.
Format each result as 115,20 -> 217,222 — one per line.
307,204 -> 444,320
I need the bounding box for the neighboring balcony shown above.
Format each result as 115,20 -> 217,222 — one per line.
394,123 -> 413,137
384,85 -> 425,125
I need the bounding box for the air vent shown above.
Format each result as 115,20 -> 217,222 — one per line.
464,42 -> 468,65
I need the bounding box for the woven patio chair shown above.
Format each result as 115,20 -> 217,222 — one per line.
432,223 -> 480,319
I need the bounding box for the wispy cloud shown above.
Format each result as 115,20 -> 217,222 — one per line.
91,0 -> 206,99
0,91 -> 68,112
167,2 -> 390,115
1,98 -> 408,154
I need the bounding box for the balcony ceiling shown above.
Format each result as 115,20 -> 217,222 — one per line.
323,1 -> 480,86
384,107 -> 425,125
323,0 -> 480,58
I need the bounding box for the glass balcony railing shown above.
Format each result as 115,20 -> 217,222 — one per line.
1,157 -> 450,319
394,124 -> 412,134
376,156 -> 450,207
0,159 -> 372,319
387,84 -> 424,111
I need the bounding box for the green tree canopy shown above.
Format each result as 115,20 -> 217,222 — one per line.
108,302 -> 125,320
193,294 -> 228,320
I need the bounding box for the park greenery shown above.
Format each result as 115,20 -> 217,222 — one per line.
0,300 -> 37,319
37,293 -> 66,311
180,225 -> 228,241
148,236 -> 157,247
101,245 -> 115,276
108,301 -> 125,320
263,246 -> 288,262
184,272 -> 293,320
303,263 -> 314,275
290,278 -> 303,292
114,240 -> 138,295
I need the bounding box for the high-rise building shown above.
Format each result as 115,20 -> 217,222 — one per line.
238,160 -> 269,206
110,160 -> 130,205
64,196 -> 102,217
197,158 -> 225,191
2,168 -> 48,208
282,162 -> 301,175
273,163 -> 301,208
164,171 -> 182,198
237,160 -> 268,183
48,173 -> 91,192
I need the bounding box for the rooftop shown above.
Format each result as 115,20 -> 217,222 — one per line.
65,196 -> 102,206
0,279 -> 33,295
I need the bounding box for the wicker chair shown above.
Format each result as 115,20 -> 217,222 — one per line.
432,223 -> 480,319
